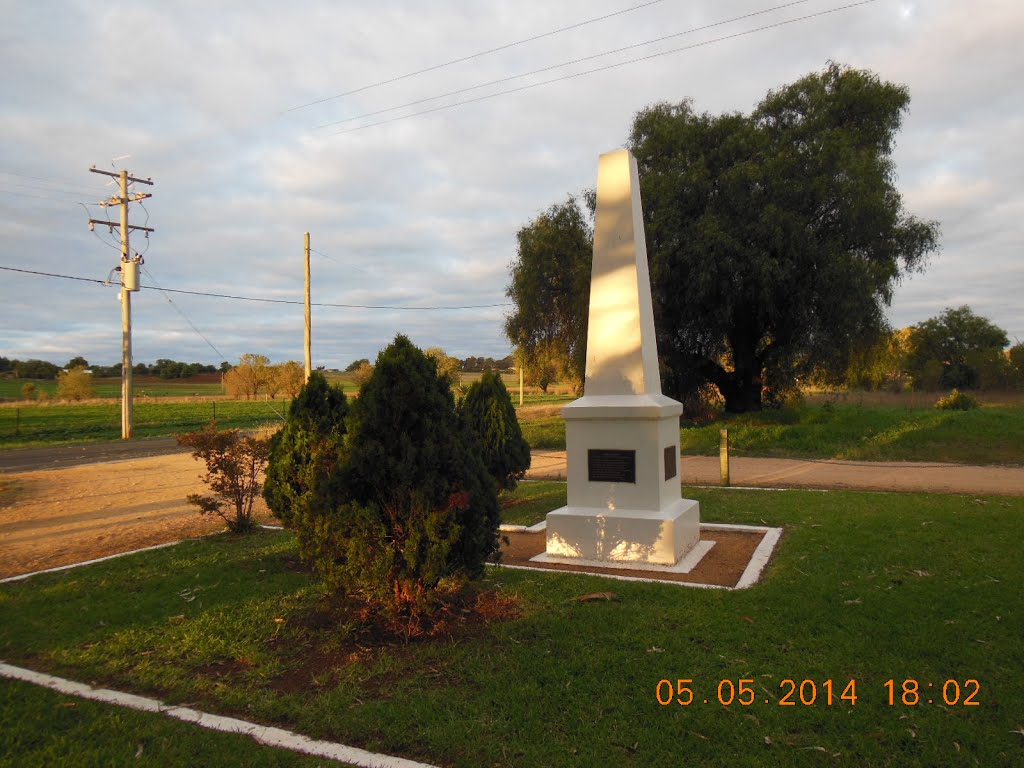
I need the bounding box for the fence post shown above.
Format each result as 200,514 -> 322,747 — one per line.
213,400 -> 217,424
15,407 -> 19,436
719,428 -> 730,487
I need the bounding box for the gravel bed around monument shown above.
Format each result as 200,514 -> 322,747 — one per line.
498,526 -> 770,588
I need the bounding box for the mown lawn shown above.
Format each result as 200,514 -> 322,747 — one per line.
0,678 -> 335,768
2,487 -> 1021,767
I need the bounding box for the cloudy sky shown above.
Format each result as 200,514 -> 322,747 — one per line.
1,0 -> 1021,369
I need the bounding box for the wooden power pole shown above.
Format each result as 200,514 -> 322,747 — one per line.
304,232 -> 312,382
88,166 -> 154,439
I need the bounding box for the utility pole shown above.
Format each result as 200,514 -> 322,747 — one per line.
88,166 -> 154,439
304,232 -> 312,382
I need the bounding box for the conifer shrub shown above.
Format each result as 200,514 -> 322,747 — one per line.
295,335 -> 500,632
459,370 -> 531,491
262,372 -> 348,556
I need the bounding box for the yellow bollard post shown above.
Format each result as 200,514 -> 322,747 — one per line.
720,428 -> 730,487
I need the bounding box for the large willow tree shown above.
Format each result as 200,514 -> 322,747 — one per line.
630,63 -> 939,411
506,64 -> 940,412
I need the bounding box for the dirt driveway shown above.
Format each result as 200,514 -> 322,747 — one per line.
2,449 -> 1022,581
0,452 -> 276,580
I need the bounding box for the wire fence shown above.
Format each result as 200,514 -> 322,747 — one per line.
0,399 -> 287,447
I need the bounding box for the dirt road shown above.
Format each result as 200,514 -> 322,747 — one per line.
2,448 -> 1022,581
0,452 -> 274,580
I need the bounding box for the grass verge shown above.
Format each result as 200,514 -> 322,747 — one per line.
0,677 -> 336,767
679,403 -> 1024,464
516,399 -> 1024,465
1,489 -> 1022,767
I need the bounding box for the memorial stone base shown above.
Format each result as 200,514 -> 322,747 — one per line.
544,394 -> 701,566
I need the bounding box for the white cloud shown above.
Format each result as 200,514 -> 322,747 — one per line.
2,0 -> 1023,367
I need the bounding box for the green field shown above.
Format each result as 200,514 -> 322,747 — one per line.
0,399 -> 287,448
0,376 -> 227,401
1,487 -> 1021,767
0,384 -> 574,450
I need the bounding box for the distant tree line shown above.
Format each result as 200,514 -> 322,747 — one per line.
133,359 -> 227,379
460,355 -> 514,372
0,356 -> 229,379
344,354 -> 514,376
843,306 -> 1023,392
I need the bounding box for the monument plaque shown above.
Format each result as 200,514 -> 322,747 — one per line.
664,445 -> 677,481
588,449 -> 636,483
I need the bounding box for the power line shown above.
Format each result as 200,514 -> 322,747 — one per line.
141,265 -> 228,361
329,0 -> 878,136
309,247 -> 375,277
0,170 -> 109,196
285,0 -> 668,113
315,0 -> 812,131
0,189 -> 91,204
0,265 -> 512,310
0,265 -> 106,286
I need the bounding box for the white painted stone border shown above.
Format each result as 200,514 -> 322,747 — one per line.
497,520 -> 547,534
0,662 -> 437,768
493,521 -> 783,591
0,541 -> 181,585
0,525 -> 285,586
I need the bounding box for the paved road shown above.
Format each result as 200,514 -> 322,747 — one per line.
4,442 -> 1024,495
529,451 -> 1024,496
0,437 -> 187,473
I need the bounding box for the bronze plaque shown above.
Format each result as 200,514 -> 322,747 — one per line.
588,449 -> 636,483
664,445 -> 677,481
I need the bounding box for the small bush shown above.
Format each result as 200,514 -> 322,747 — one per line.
20,383 -> 37,401
935,388 -> 979,411
56,366 -> 95,401
176,423 -> 270,533
459,370 -> 531,491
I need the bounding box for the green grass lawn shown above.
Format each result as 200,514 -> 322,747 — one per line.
0,678 -> 336,768
2,488 -> 1021,767
499,481 -> 567,525
679,402 -> 1024,464
0,400 -> 286,448
518,398 -> 1024,465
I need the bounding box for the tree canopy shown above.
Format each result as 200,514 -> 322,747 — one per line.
504,196 -> 592,392
505,63 -> 940,412
263,371 -> 349,540
459,370 -> 531,491
906,306 -> 1010,390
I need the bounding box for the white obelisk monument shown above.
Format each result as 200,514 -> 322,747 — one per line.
543,149 -> 700,566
